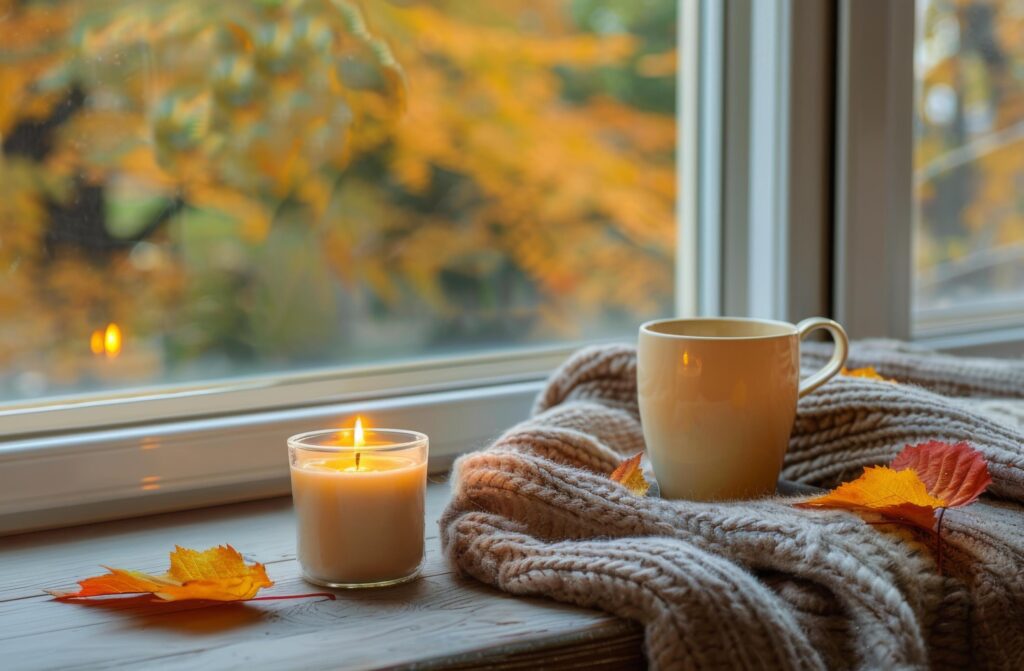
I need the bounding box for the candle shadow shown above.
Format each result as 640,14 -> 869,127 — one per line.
54,595 -> 270,635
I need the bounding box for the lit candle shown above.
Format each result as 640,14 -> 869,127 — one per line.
288,419 -> 428,589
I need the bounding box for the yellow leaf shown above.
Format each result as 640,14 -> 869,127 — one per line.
840,366 -> 895,383
795,466 -> 946,531
610,452 -> 650,496
47,544 -> 273,602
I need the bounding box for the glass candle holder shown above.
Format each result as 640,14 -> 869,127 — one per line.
288,427 -> 428,589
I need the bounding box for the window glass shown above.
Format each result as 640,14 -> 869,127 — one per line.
0,0 -> 676,402
914,0 -> 1024,333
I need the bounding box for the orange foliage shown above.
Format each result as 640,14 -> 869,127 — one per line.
609,452 -> 651,496
891,441 -> 991,507
0,0 -> 676,398
796,466 -> 946,531
916,1 -> 1024,282
796,441 -> 991,532
48,545 -> 274,602
840,366 -> 895,382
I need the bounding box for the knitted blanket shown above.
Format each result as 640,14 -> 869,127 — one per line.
440,341 -> 1024,670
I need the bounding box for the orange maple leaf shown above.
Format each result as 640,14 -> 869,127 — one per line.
610,452 -> 650,496
840,366 -> 894,382
795,466 -> 945,531
891,440 -> 991,507
47,545 -> 274,601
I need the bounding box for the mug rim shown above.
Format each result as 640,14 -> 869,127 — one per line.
639,316 -> 798,341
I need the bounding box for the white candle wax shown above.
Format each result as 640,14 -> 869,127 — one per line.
288,428 -> 427,588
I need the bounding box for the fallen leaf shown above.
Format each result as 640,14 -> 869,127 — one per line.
610,452 -> 650,496
840,366 -> 894,382
795,466 -> 945,531
794,440 -> 992,574
892,441 -> 991,507
48,544 -> 273,601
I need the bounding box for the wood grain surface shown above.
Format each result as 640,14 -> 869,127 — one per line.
0,480 -> 643,670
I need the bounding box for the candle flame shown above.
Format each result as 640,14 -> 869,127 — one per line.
353,417 -> 365,471
353,416 -> 365,448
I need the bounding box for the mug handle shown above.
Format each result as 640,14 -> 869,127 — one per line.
796,317 -> 849,398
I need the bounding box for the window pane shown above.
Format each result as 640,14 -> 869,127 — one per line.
0,1 -> 677,402
913,0 -> 1024,333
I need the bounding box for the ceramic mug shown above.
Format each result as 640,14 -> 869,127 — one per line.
637,317 -> 848,501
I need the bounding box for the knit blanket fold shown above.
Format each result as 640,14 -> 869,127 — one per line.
440,343 -> 1024,670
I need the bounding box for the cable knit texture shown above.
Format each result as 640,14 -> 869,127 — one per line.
440,342 -> 1024,670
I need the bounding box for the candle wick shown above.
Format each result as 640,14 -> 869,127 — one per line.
356,452 -> 361,470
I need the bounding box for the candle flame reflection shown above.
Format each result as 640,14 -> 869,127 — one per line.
90,323 -> 122,358
104,323 -> 122,357
90,330 -> 104,355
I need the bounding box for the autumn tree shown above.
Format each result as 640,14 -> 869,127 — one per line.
0,0 -> 676,399
915,0 -> 1024,305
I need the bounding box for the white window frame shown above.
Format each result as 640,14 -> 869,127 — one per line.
1,345 -> 585,437
0,380 -> 543,533
0,3 -> 705,534
716,0 -> 834,323
833,0 -> 915,341
835,0 -> 1024,356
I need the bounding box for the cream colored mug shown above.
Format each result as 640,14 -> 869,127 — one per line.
638,317 -> 848,501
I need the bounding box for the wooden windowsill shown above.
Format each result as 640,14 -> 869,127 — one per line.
0,481 -> 643,670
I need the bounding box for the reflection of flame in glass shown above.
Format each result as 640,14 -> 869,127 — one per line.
353,416 -> 365,448
104,323 -> 122,358
90,323 -> 123,358
90,330 -> 104,355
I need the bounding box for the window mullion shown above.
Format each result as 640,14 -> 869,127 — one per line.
833,0 -> 914,340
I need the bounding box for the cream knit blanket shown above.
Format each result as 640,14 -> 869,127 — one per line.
440,342 -> 1024,670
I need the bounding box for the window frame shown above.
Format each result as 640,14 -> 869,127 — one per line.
715,0 -> 834,323
834,0 -> 1024,355
832,0 -> 915,341
0,344 -> 589,438
0,381 -> 542,534
0,344 -> 639,534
